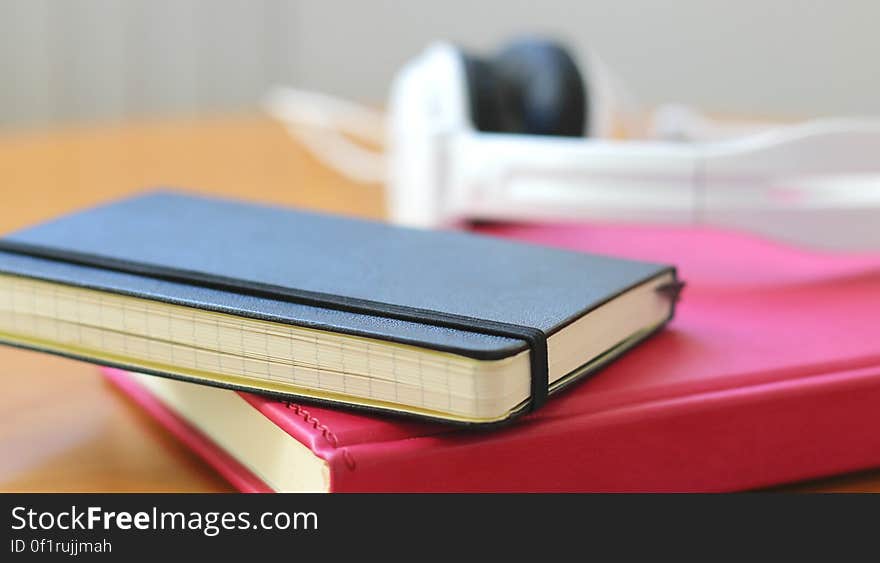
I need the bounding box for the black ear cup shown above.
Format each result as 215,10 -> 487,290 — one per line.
462,38 -> 588,137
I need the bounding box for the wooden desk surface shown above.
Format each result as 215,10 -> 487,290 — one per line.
0,115 -> 876,492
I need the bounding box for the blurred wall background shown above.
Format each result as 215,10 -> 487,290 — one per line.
1,0 -> 877,129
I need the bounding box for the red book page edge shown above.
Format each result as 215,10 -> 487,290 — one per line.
103,367 -> 275,493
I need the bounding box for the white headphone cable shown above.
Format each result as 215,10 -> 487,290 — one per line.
263,86 -> 388,184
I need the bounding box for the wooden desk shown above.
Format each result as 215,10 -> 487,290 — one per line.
0,115 -> 876,492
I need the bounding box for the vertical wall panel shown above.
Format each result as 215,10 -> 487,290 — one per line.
46,0 -> 129,123
0,0 -> 53,128
124,0 -> 199,118
193,0 -> 271,113
263,0 -> 297,88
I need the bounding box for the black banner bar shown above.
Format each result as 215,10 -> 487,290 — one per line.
0,493 -> 874,558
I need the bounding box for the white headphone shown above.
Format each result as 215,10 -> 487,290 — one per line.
386,40 -> 880,251
264,38 -> 880,251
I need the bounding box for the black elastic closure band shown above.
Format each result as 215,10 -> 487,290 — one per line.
655,279 -> 686,303
0,240 -> 550,411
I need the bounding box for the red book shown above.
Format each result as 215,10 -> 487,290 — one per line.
106,223 -> 880,491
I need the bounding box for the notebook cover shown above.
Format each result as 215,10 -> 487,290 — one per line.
0,191 -> 675,422
106,223 -> 880,491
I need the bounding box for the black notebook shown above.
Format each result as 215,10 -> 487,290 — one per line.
0,191 -> 680,424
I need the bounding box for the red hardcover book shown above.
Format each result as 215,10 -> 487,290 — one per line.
106,223 -> 880,491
